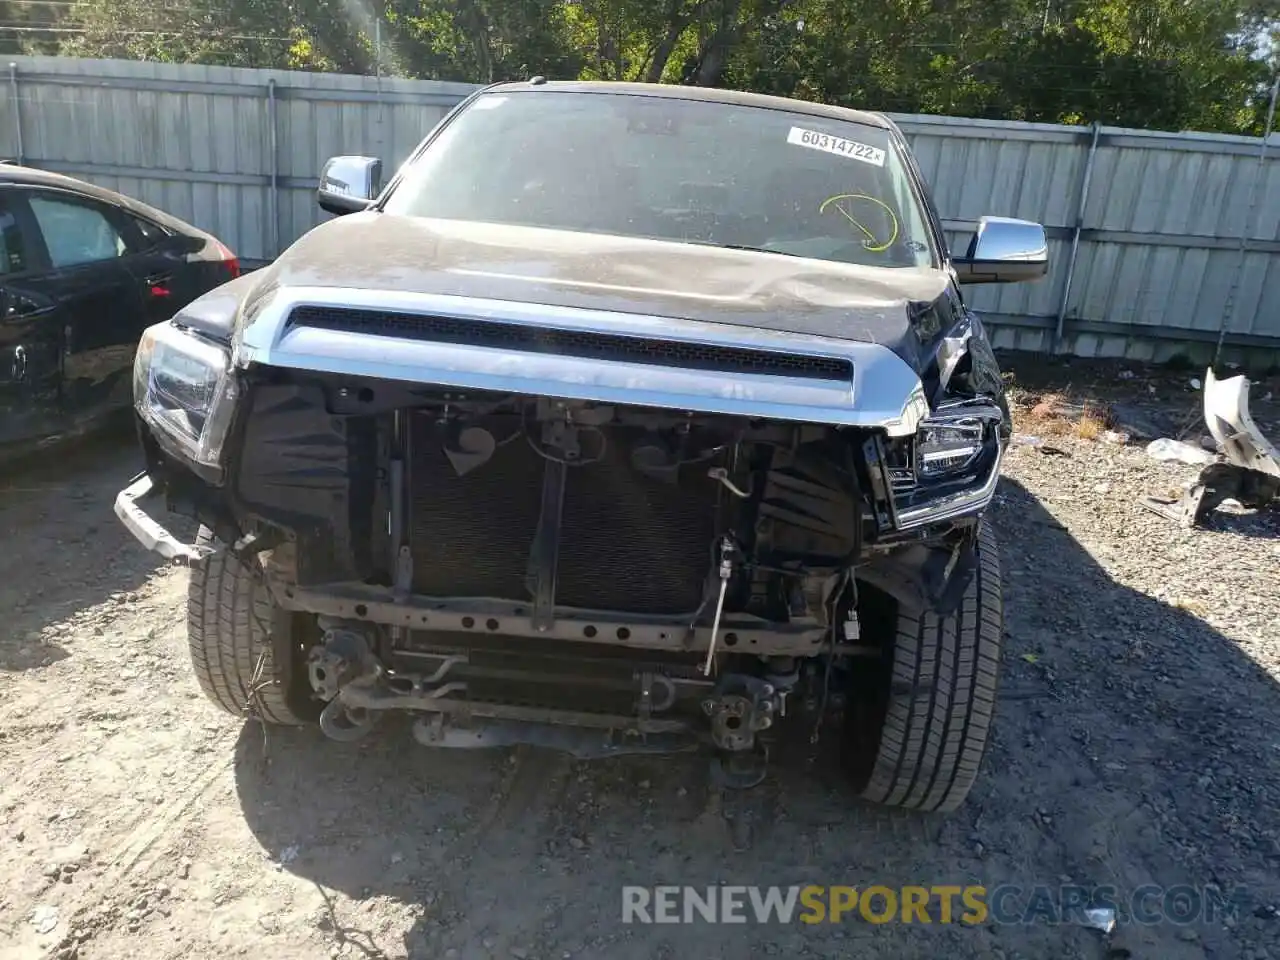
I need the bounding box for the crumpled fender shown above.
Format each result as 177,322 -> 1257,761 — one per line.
1204,368 -> 1280,480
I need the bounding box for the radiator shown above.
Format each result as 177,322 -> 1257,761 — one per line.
407,416 -> 716,615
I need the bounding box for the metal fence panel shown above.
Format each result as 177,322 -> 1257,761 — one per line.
3,55 -> 1278,363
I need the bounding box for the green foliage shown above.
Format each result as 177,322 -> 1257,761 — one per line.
7,0 -> 1277,134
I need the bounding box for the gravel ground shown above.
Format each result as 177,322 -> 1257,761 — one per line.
1,361 -> 1279,960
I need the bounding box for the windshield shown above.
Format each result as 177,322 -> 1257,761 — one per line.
381,90 -> 938,270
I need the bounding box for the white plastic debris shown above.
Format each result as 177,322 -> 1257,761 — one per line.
1013,434 -> 1044,447
30,904 -> 59,934
1082,906 -> 1116,933
1190,377 -> 1203,390
279,845 -> 300,864
1146,438 -> 1215,466
1118,369 -> 1135,379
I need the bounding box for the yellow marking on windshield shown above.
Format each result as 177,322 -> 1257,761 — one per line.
818,194 -> 900,253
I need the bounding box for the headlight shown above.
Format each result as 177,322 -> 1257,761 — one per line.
890,403 -> 1004,531
916,418 -> 985,479
133,321 -> 237,468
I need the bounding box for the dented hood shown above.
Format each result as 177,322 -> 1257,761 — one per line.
245,214 -> 952,371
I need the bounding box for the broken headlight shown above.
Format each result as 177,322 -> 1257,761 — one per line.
133,321 -> 237,468
915,418 -> 985,479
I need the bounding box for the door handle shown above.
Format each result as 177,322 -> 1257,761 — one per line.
145,272 -> 173,297
11,345 -> 26,382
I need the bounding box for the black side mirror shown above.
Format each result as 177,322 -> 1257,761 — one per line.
317,156 -> 384,216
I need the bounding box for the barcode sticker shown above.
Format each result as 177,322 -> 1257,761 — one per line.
787,126 -> 886,166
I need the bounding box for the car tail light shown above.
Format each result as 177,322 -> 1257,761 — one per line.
212,239 -> 240,278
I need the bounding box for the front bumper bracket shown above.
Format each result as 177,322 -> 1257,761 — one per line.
113,472 -> 215,565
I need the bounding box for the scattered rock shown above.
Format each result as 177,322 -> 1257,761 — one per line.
178,857 -> 192,879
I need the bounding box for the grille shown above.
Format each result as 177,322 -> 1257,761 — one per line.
289,305 -> 851,381
406,419 -> 716,615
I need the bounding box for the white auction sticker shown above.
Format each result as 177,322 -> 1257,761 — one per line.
787,126 -> 886,167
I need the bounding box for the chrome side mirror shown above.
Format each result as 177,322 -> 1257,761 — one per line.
953,216 -> 1049,284
317,156 -> 383,216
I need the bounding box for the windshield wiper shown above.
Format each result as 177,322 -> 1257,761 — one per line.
683,241 -> 805,258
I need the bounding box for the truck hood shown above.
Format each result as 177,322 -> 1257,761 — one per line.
243,214 -> 953,371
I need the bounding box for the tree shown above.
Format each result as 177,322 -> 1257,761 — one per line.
45,0 -> 1280,135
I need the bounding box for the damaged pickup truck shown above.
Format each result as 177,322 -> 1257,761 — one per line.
115,81 -> 1047,812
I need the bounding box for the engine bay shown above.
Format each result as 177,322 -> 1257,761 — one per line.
159,371 -> 986,768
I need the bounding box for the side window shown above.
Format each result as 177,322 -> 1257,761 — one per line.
27,193 -> 128,268
128,214 -> 170,251
0,197 -> 29,275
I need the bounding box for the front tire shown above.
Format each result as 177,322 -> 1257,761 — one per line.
187,527 -> 311,725
846,521 -> 1003,813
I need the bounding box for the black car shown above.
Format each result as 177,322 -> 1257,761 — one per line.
116,82 -> 1049,812
0,163 -> 240,451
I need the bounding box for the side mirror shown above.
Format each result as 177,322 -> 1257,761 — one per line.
317,156 -> 383,216
953,216 -> 1048,284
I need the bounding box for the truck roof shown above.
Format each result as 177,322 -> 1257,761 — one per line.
487,80 -> 895,131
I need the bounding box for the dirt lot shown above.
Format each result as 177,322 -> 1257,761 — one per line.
2,361 -> 1280,960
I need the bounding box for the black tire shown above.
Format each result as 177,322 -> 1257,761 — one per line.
846,521 -> 1002,813
187,527 -> 310,725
